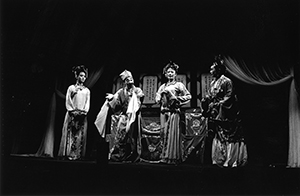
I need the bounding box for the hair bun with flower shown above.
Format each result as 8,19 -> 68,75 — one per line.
72,65 -> 88,78
163,60 -> 179,74
214,54 -> 224,66
213,54 -> 226,74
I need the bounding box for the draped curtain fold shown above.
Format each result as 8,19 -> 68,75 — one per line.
34,67 -> 104,157
35,92 -> 56,157
224,57 -> 300,168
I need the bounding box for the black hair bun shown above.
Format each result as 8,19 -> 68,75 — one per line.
72,65 -> 88,77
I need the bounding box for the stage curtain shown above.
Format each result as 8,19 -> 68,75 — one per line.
225,57 -> 300,168
33,68 -> 104,157
35,92 -> 56,157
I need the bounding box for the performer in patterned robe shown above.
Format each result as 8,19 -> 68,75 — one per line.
155,62 -> 191,164
58,65 -> 90,160
95,70 -> 144,162
202,55 -> 247,167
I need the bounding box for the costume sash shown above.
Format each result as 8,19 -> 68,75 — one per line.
126,91 -> 139,132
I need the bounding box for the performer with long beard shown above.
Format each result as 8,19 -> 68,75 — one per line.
95,70 -> 144,162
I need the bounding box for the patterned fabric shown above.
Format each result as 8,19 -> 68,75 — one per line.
58,84 -> 90,160
64,113 -> 87,160
140,117 -> 162,163
106,86 -> 144,162
141,135 -> 162,163
203,75 -> 247,167
156,81 -> 191,164
182,111 -> 207,164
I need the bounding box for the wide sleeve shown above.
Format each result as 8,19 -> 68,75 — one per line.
177,82 -> 192,104
134,87 -> 144,107
108,89 -> 121,110
94,100 -> 110,138
83,88 -> 90,113
219,78 -> 233,104
135,87 -> 144,98
207,81 -> 214,98
155,84 -> 165,104
65,85 -> 75,111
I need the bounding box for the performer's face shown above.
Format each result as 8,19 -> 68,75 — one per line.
125,76 -> 134,84
77,72 -> 86,83
165,68 -> 177,81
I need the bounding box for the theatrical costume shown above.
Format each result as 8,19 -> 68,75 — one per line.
156,81 -> 191,164
58,84 -> 90,160
203,74 -> 247,167
95,70 -> 144,162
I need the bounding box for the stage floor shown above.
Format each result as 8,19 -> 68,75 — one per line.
1,155 -> 299,195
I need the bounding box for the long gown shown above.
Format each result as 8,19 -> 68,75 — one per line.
95,85 -> 144,162
203,75 -> 247,167
58,84 -> 90,160
156,81 -> 191,164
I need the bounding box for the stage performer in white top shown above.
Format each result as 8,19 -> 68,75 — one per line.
58,65 -> 90,160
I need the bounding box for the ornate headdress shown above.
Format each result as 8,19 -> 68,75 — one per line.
72,65 -> 88,78
119,70 -> 133,81
213,55 -> 226,74
163,61 -> 179,74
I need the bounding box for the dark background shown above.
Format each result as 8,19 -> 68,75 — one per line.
1,0 -> 299,166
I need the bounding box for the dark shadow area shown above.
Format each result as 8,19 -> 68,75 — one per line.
1,0 -> 299,195
1,155 -> 299,195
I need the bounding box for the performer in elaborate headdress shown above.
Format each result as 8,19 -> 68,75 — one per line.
58,65 -> 90,160
155,61 -> 191,164
202,55 -> 247,167
95,70 -> 144,162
